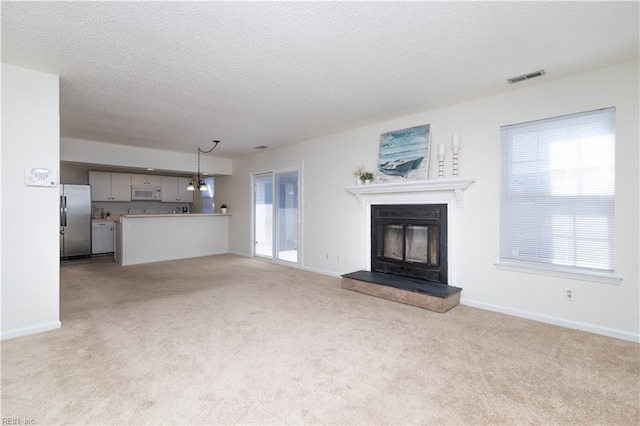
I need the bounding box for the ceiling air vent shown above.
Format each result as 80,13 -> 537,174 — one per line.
255,145 -> 268,150
507,69 -> 546,84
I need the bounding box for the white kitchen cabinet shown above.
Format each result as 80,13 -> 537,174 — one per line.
89,171 -> 132,201
92,219 -> 115,254
161,177 -> 194,203
176,177 -> 194,203
131,174 -> 162,186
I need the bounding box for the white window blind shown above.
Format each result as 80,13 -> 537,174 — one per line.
500,107 -> 616,278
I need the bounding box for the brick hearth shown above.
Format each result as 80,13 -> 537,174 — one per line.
342,271 -> 461,313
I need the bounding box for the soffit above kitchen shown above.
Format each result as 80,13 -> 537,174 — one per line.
2,1 -> 638,158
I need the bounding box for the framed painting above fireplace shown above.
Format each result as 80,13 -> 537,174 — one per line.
376,124 -> 431,182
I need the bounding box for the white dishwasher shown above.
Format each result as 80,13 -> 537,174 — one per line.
92,220 -> 115,254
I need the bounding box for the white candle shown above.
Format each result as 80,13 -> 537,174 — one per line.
438,143 -> 446,158
452,134 -> 460,152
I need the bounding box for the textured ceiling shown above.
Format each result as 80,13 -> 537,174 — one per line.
2,1 -> 638,157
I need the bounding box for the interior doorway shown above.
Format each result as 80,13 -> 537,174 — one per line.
253,168 -> 300,265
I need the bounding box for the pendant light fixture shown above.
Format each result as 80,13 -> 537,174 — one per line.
187,140 -> 220,191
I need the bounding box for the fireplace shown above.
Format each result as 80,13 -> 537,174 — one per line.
342,180 -> 470,312
371,204 -> 447,284
342,202 -> 460,312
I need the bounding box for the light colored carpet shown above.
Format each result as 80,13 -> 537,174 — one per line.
2,254 -> 638,425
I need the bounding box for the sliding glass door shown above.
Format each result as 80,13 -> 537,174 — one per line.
254,174 -> 273,257
253,169 -> 300,265
275,171 -> 299,263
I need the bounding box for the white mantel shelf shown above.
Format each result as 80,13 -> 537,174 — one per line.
346,177 -> 476,208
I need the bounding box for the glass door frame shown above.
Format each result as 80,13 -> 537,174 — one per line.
251,165 -> 302,268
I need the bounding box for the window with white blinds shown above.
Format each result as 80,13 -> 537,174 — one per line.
500,107 -> 616,279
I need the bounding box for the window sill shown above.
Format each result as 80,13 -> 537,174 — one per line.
495,261 -> 622,285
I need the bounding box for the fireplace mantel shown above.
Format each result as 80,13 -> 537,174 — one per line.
346,177 -> 475,208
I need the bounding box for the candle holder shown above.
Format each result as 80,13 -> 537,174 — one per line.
451,134 -> 460,177
438,143 -> 446,178
452,150 -> 459,176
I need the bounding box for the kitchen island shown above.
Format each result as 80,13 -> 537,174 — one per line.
115,213 -> 229,265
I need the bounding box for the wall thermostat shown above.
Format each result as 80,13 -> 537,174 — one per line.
25,167 -> 58,187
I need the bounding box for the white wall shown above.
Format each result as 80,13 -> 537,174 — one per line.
61,137 -> 233,176
1,64 -> 61,339
220,60 -> 639,341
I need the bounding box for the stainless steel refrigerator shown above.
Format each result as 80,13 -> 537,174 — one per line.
60,184 -> 91,258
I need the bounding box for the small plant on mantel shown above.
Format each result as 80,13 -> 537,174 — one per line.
360,171 -> 374,184
221,204 -> 228,213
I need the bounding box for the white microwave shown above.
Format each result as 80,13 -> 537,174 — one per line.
131,186 -> 162,201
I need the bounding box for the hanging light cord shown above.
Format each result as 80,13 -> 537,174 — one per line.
189,140 -> 220,191
198,139 -> 220,178
199,140 -> 220,156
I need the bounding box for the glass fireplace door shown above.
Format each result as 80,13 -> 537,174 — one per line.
371,204 -> 447,283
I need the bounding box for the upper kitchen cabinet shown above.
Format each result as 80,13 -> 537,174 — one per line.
131,174 -> 162,186
89,171 -> 132,201
161,176 -> 194,203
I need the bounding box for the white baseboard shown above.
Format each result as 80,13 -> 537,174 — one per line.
1,320 -> 62,341
462,298 -> 639,343
302,265 -> 342,278
228,252 -> 343,278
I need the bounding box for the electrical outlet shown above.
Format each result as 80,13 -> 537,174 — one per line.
564,287 -> 575,302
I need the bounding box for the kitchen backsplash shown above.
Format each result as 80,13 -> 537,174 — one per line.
91,201 -> 191,217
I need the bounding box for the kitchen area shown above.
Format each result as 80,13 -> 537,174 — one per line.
60,163 -> 229,265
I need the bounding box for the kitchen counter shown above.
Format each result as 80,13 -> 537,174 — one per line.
115,214 -> 229,265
